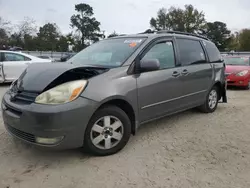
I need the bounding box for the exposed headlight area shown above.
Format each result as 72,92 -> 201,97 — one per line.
35,80 -> 88,105
235,70 -> 249,76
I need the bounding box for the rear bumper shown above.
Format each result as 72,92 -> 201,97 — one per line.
1,91 -> 98,150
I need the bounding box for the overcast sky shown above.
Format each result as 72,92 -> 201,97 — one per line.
0,0 -> 249,35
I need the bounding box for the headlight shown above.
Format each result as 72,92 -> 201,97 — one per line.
235,70 -> 249,76
35,80 -> 88,104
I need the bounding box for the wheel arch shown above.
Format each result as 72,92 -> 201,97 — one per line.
213,81 -> 223,100
93,96 -> 138,135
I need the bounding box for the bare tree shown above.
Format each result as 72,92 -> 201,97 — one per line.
17,17 -> 37,37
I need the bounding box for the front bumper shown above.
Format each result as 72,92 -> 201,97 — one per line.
1,92 -> 98,150
226,74 -> 250,87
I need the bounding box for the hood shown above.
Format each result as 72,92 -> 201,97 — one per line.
225,65 -> 250,74
16,63 -> 109,92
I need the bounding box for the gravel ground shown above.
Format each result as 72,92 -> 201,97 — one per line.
0,85 -> 250,188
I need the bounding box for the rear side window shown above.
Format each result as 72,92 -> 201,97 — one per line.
3,53 -> 30,61
203,41 -> 222,63
176,39 -> 206,66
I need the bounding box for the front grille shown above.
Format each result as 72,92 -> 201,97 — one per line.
14,91 -> 39,103
6,124 -> 36,143
9,81 -> 39,104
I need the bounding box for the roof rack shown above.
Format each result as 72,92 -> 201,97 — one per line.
156,30 -> 209,41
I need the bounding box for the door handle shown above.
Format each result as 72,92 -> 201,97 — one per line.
181,69 -> 189,76
172,71 -> 180,77
25,62 -> 30,65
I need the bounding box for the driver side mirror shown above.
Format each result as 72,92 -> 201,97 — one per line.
140,59 -> 160,73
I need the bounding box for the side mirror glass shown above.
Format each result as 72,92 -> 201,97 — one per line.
140,59 -> 160,73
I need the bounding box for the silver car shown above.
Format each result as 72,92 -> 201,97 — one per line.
1,31 -> 227,156
0,50 -> 52,83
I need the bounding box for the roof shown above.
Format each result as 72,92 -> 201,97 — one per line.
110,30 -> 210,41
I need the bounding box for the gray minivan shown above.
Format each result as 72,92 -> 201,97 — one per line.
2,31 -> 227,156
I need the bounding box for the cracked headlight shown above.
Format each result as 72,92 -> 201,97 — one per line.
35,80 -> 88,104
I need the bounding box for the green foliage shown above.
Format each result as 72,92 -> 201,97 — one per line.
37,23 -> 60,51
0,28 -> 8,45
150,4 -> 206,33
70,3 -> 103,49
202,21 -> 231,51
238,29 -> 250,51
2,3 -> 250,52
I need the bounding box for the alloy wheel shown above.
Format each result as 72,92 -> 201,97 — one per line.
90,116 -> 124,150
208,90 -> 217,109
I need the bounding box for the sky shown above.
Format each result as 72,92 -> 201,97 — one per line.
0,0 -> 249,35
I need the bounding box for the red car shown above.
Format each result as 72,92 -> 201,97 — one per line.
224,56 -> 250,89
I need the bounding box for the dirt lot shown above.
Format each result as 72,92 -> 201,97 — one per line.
0,85 -> 250,188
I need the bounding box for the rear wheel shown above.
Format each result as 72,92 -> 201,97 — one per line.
84,105 -> 131,156
199,86 -> 219,113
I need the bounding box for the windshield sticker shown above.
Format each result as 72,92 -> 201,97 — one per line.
124,39 -> 143,44
129,42 -> 138,47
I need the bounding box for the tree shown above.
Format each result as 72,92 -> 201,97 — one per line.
0,17 -> 11,33
238,29 -> 250,51
37,23 -> 60,51
107,31 -> 119,38
57,35 -> 69,51
17,17 -> 37,37
227,32 -> 240,51
202,21 -> 231,51
70,3 -> 103,49
150,8 -> 169,30
150,4 -> 206,33
0,17 -> 11,47
0,28 -> 9,46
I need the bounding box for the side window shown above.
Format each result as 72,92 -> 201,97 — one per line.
203,41 -> 222,62
142,41 -> 175,69
3,53 -> 26,62
176,39 -> 206,66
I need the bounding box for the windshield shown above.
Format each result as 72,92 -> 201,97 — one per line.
224,56 -> 250,66
67,38 -> 146,67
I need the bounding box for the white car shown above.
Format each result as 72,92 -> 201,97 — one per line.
0,50 -> 52,83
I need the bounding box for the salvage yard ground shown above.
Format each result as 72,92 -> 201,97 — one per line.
0,85 -> 250,188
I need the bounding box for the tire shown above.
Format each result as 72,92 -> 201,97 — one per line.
84,105 -> 131,156
199,86 -> 219,113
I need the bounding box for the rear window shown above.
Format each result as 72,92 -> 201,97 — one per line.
224,56 -> 250,66
203,41 -> 222,63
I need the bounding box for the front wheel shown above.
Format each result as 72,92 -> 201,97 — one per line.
84,105 -> 131,156
199,86 -> 219,113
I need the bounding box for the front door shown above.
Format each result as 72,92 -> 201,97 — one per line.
2,52 -> 31,81
136,38 -> 184,123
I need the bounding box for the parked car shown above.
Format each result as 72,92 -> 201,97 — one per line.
224,56 -> 250,89
9,46 -> 23,51
0,50 -> 52,83
60,53 -> 75,62
1,31 -> 227,156
37,55 -> 56,62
